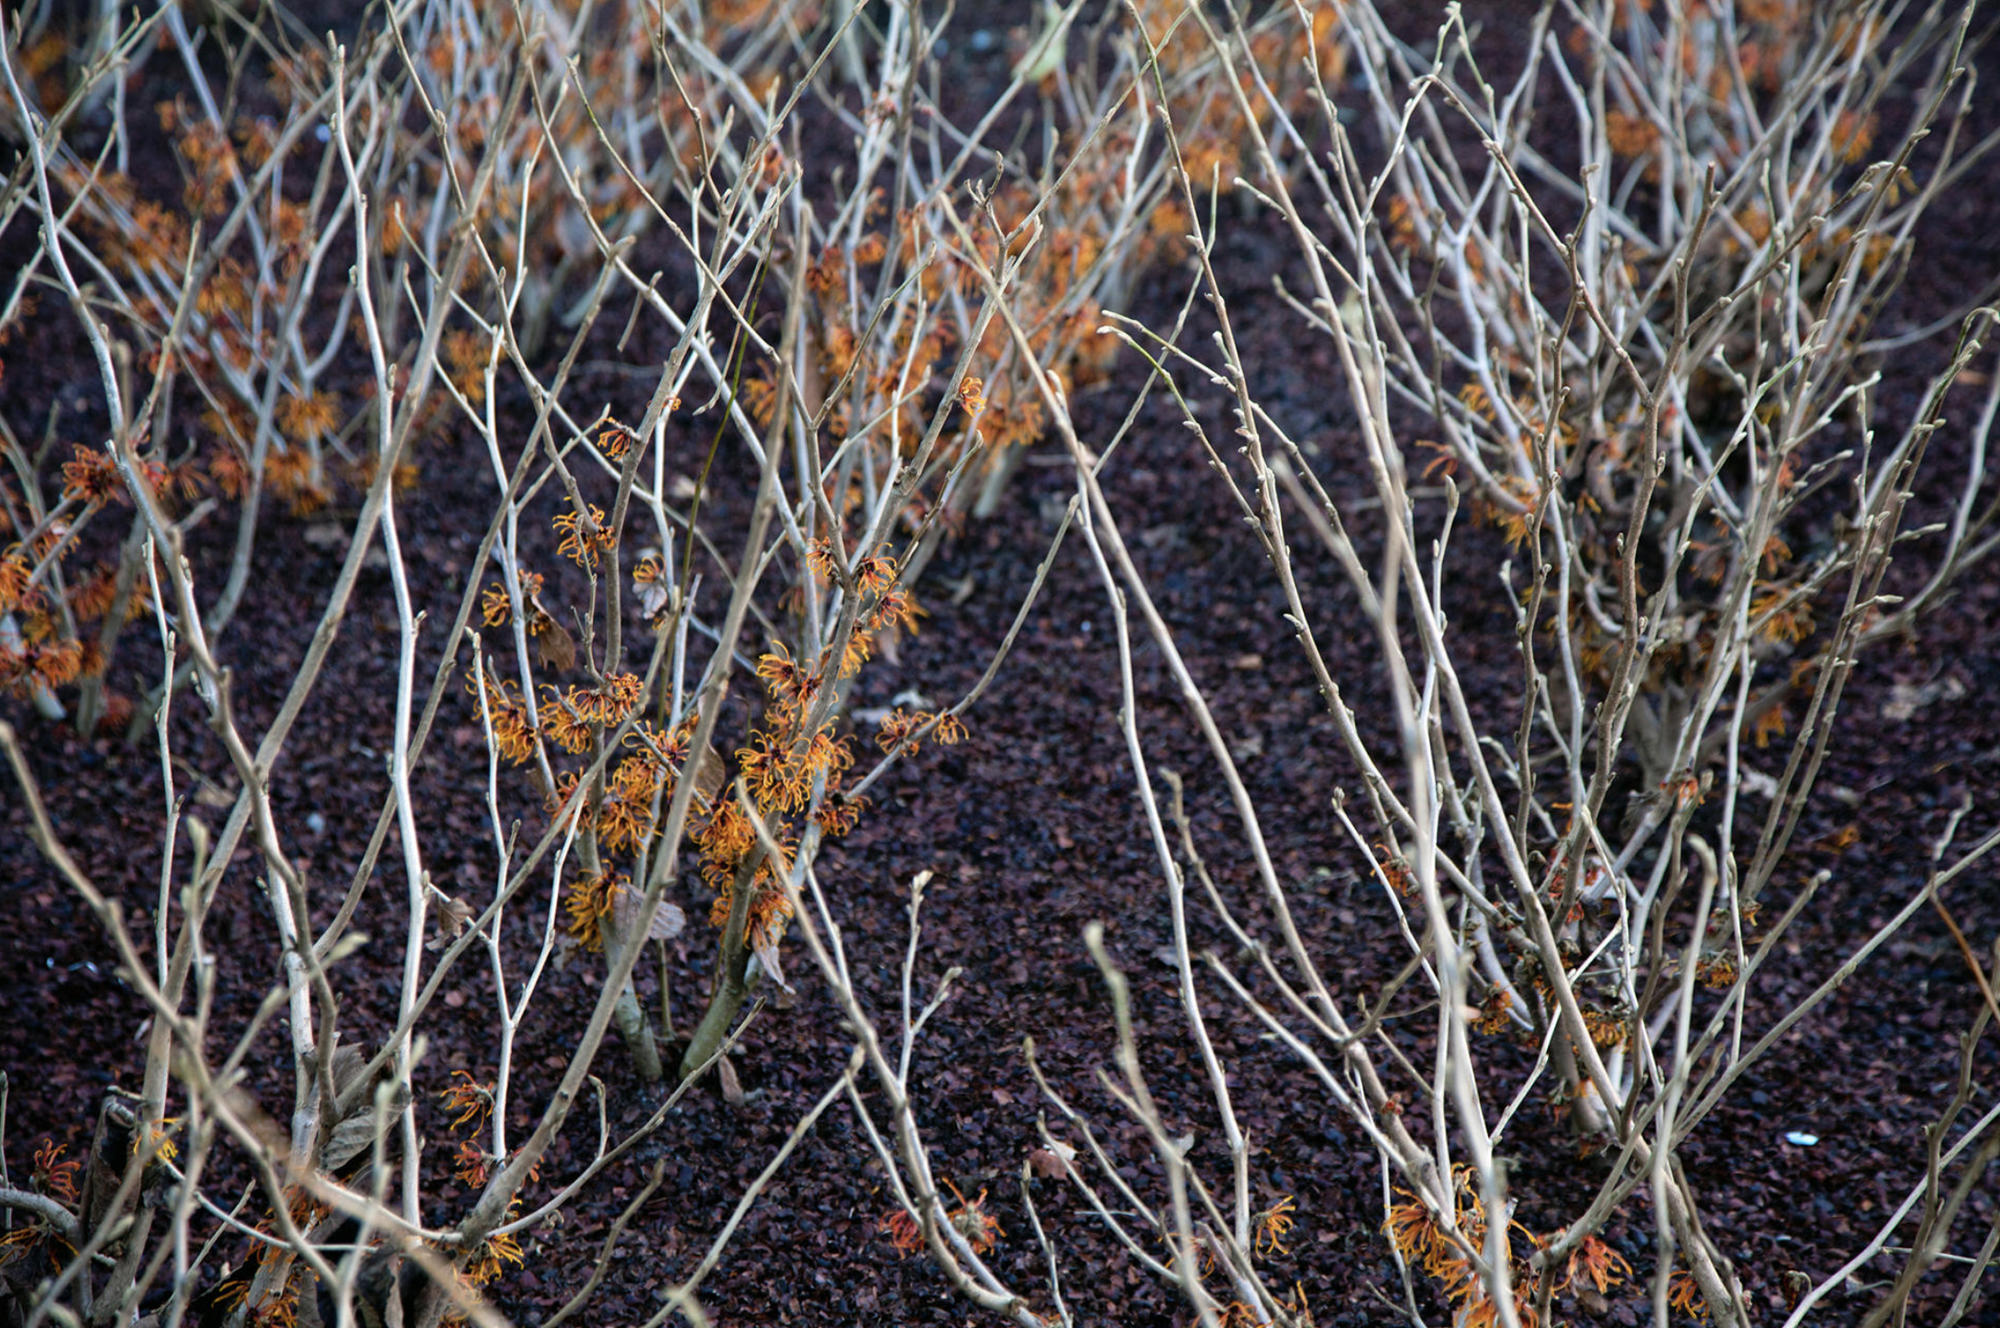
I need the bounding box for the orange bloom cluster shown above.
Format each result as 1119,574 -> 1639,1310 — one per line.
563,870 -> 628,951
437,1070 -> 495,1189
553,501 -> 615,569
276,389 -> 339,443
539,673 -> 642,754
467,673 -> 538,765
686,540 -> 940,941
1385,1168 -> 1541,1328
443,329 -> 490,406
945,1183 -> 1003,1256
1475,987 -> 1514,1037
738,723 -> 850,816
879,1207 -> 923,1257
462,1225 -> 523,1288
551,718 -> 696,856
693,798 -> 798,949
595,417 -> 638,459
1387,1171 -> 1645,1325
754,642 -> 821,710
59,446 -> 124,507
1670,1269 -> 1710,1321
874,708 -> 967,756
878,1182 -> 1003,1260
265,450 -> 329,516
0,553 -> 29,617
1579,1004 -> 1631,1050
1563,1234 -> 1632,1297
1131,0 -> 1347,198
594,785 -> 653,853
0,548 -> 113,696
480,570 -> 545,628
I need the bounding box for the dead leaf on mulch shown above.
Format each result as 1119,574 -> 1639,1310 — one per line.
1027,1140 -> 1076,1180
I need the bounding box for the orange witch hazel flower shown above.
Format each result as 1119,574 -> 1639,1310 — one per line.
881,1182 -> 1002,1259
867,584 -> 924,638
813,786 -> 868,838
1669,1269 -> 1709,1321
1563,1233 -> 1631,1295
552,500 -> 614,568
466,672 -> 537,764
1384,1165 -> 1558,1328
1256,1194 -> 1297,1257
31,639 -> 85,689
60,445 -> 124,506
0,553 -> 32,615
276,388 -> 338,442
945,1181 -> 1003,1255
32,1140 -> 81,1204
737,727 -> 811,813
586,672 -> 643,724
1385,1189 -> 1446,1272
956,375 -> 986,415
463,1227 -> 523,1287
875,708 -> 967,756
595,416 -> 638,459
480,583 -> 512,627
438,1071 -> 494,1131
563,871 -> 627,950
452,1138 -> 490,1188
540,687 -> 593,754
596,791 -> 653,852
481,570 -> 544,628
879,1206 -> 923,1256
755,642 -> 821,708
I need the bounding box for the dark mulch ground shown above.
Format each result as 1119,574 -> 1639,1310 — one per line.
5,4 -> 2000,1326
